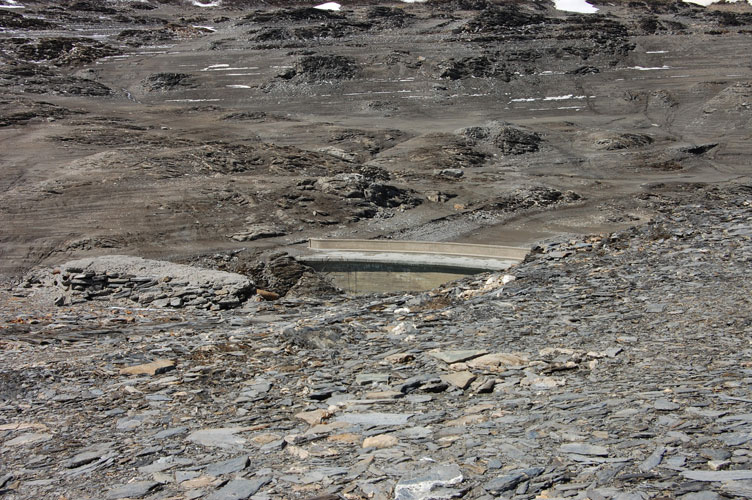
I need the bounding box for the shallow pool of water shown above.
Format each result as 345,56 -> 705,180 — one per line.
308,261 -> 480,294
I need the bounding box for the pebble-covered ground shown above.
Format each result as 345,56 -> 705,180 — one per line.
1,184 -> 750,500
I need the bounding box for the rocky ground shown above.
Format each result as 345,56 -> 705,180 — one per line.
2,184 -> 751,500
1,0 -> 752,499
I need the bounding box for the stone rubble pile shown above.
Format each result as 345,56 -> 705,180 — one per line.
22,255 -> 255,310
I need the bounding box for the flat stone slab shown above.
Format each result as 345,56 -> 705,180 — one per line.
205,477 -> 270,500
186,428 -> 247,449
466,352 -> 529,370
682,470 -> 752,482
119,359 -> 175,376
4,432 -> 52,446
559,443 -> 609,456
429,350 -> 488,364
105,481 -> 161,499
394,463 -> 464,500
440,371 -> 476,390
335,412 -> 413,426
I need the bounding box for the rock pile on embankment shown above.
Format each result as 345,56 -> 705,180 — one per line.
21,255 -> 254,310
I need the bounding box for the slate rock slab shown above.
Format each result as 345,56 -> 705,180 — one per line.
394,463 -> 464,500
120,359 -> 175,376
560,443 -> 609,456
187,428 -> 247,449
336,412 -> 413,426
428,350 -> 488,364
205,477 -> 270,500
105,481 -> 161,499
682,470 -> 752,482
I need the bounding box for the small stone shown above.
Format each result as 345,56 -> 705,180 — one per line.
679,492 -> 721,500
154,426 -> 188,439
645,303 -> 666,313
187,428 -> 247,449
355,373 -> 390,385
559,443 -> 609,456
475,379 -> 495,394
250,433 -> 281,446
138,456 -> 184,474
708,460 -> 730,471
105,481 -> 161,499
204,456 -> 250,477
327,432 -> 360,444
362,434 -> 398,449
655,398 -> 680,411
205,477 -> 270,500
256,289 -> 280,301
721,481 -> 752,498
286,445 -> 310,459
720,432 -> 752,446
519,375 -> 565,389
395,463 -> 464,500
119,359 -> 175,376
64,450 -> 102,468
484,468 -> 544,494
466,352 -> 528,371
639,447 -> 666,472
176,471 -> 201,483
4,433 -> 52,446
682,470 -> 752,482
336,412 -> 413,426
182,476 -> 218,489
438,168 -> 464,179
487,459 -> 502,470
440,371 -> 476,390
295,409 -> 331,425
384,352 -> 415,364
365,390 -> 404,399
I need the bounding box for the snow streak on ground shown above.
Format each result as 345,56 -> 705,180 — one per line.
314,2 -> 341,11
554,0 -> 598,13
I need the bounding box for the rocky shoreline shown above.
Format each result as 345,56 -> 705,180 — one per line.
2,184 -> 751,499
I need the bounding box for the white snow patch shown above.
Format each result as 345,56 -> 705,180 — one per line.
314,2 -> 341,10
0,0 -> 25,7
203,66 -> 258,72
511,97 -> 538,102
226,85 -> 251,89
191,0 -> 221,7
192,25 -> 216,32
165,98 -> 222,102
401,0 -> 427,3
629,65 -> 671,71
646,50 -> 668,54
554,0 -> 598,14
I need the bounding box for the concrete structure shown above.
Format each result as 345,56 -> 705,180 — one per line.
302,239 -> 529,272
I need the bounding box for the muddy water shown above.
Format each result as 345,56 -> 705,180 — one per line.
308,261 -> 481,294
323,269 -> 472,294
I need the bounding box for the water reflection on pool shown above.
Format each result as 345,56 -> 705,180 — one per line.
308,261 -> 481,294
